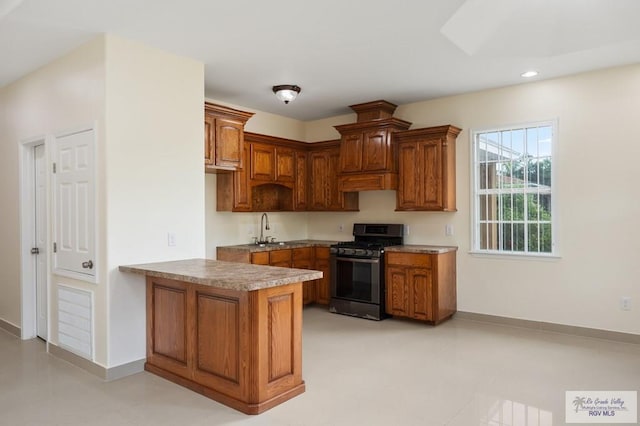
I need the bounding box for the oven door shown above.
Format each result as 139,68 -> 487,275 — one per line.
330,255 -> 381,304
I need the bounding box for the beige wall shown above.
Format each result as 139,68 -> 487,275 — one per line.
105,36 -> 205,366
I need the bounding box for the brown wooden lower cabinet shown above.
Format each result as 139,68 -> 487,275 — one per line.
314,247 -> 331,305
385,250 -> 457,324
217,246 -> 330,306
292,247 -> 316,304
146,276 -> 304,415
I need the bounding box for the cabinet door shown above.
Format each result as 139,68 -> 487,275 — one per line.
339,132 -> 363,173
326,148 -> 343,210
294,151 -> 307,210
269,249 -> 292,268
409,268 -> 432,321
204,114 -> 215,166
233,145 -> 251,211
314,248 -> 331,305
251,143 -> 275,181
397,142 -> 420,210
386,266 -> 410,317
292,248 -> 315,304
308,151 -> 329,210
275,147 -> 295,183
215,117 -> 244,169
362,129 -> 389,171
418,139 -> 444,209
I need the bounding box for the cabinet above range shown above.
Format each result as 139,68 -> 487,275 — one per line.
334,100 -> 411,192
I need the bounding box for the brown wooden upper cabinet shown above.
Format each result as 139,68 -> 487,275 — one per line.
308,141 -> 358,211
204,102 -> 254,172
334,101 -> 411,192
393,125 -> 461,211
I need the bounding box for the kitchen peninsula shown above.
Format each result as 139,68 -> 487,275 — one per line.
119,258 -> 322,414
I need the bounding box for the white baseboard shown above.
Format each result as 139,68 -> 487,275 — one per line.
0,318 -> 20,337
456,311 -> 640,345
48,343 -> 145,381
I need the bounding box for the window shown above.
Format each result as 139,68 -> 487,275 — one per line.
472,122 -> 556,256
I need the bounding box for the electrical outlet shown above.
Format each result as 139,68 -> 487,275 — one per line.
405,225 -> 410,236
621,297 -> 631,311
167,232 -> 176,247
246,225 -> 254,235
445,224 -> 454,236
339,224 -> 344,232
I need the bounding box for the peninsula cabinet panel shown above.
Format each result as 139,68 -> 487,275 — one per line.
252,284 -> 303,403
144,276 -> 304,415
385,250 -> 456,324
149,280 -> 188,374
193,291 -> 248,400
394,125 -> 461,211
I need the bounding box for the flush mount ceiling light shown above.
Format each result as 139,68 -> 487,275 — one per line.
272,85 -> 301,104
521,70 -> 539,78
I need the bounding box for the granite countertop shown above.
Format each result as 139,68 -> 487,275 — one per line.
119,258 -> 323,291
217,239 -> 342,253
386,245 -> 458,254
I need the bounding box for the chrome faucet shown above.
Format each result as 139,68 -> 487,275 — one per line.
259,213 -> 270,244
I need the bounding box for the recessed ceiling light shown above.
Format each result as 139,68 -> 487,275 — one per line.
521,70 -> 538,78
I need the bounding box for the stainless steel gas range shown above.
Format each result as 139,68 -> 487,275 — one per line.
329,223 -> 404,320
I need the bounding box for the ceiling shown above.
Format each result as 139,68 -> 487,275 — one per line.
2,0 -> 640,121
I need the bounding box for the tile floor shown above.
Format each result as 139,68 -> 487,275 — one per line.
1,306 -> 639,425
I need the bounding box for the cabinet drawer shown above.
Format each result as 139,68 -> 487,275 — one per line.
269,249 -> 292,264
386,252 -> 431,268
314,247 -> 330,260
251,252 -> 269,265
292,247 -> 312,261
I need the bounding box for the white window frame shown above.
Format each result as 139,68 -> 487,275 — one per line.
470,120 -> 558,258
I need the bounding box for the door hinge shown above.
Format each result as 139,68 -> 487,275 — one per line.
52,162 -> 56,173
53,242 -> 57,253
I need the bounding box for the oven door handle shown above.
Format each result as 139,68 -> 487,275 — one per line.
335,256 -> 380,264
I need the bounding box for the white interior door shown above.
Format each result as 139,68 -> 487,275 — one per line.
35,144 -> 48,340
54,129 -> 95,280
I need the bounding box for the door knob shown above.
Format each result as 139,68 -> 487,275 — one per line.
82,260 -> 94,269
